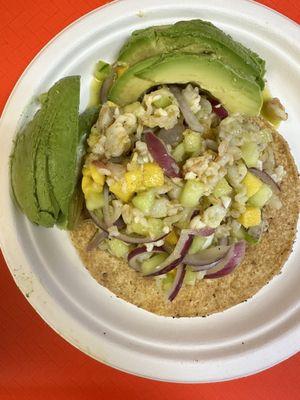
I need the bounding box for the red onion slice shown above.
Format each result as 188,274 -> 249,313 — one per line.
145,131 -> 180,178
209,98 -> 228,120
86,230 -> 108,252
103,184 -> 113,227
167,264 -> 186,302
88,210 -> 108,232
112,232 -> 168,244
100,72 -> 115,104
169,86 -> 204,133
204,241 -> 246,279
248,168 -> 280,194
128,246 -> 166,271
184,245 -> 231,267
144,229 -> 194,277
157,119 -> 185,146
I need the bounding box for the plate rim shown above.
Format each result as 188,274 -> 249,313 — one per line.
0,0 -> 299,383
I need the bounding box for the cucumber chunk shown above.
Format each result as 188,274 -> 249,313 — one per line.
172,142 -> 186,162
132,190 -> 155,213
248,184 -> 272,207
241,141 -> 260,168
180,180 -> 205,207
213,177 -> 232,198
141,253 -> 168,275
108,238 -> 129,258
183,129 -> 203,154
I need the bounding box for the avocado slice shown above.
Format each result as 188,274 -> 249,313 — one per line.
46,76 -> 80,222
11,111 -> 45,225
11,76 -> 85,228
57,105 -> 100,229
108,53 -> 263,115
118,20 -> 265,89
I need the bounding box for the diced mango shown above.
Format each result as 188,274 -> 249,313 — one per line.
165,230 -> 178,246
143,163 -> 164,188
109,180 -> 133,202
238,206 -> 261,228
90,165 -> 105,185
242,172 -> 263,198
125,168 -> 143,192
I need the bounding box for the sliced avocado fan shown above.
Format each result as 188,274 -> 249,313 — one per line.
10,77 -> 99,229
108,53 -> 263,115
117,19 -> 265,90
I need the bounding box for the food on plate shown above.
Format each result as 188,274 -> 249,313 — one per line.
10,20 -> 299,317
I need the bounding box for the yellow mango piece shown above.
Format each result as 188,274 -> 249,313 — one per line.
242,172 -> 263,198
90,165 -> 105,185
109,180 -> 133,203
143,163 -> 164,188
125,169 -> 143,193
238,206 -> 261,228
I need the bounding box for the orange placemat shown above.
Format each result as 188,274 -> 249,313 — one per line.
0,1 -> 299,399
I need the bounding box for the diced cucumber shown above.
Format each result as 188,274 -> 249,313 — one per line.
128,222 -> 148,236
153,95 -> 172,108
180,180 -> 205,207
184,267 -> 197,286
172,142 -> 186,163
235,226 -> 259,245
149,198 -> 169,218
123,101 -> 145,117
108,238 -> 129,258
203,205 -> 227,228
189,235 -> 214,254
129,218 -> 164,237
147,217 -> 164,237
132,190 -> 155,214
241,142 -> 260,168
183,129 -> 203,154
85,192 -> 104,211
141,253 -> 168,275
213,177 -> 232,198
161,272 -> 175,292
226,160 -> 247,187
248,184 -> 272,207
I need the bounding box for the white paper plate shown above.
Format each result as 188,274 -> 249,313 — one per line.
0,0 -> 299,383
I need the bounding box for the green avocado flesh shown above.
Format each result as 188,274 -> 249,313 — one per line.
109,53 -> 263,115
118,19 -> 265,89
10,77 -> 99,228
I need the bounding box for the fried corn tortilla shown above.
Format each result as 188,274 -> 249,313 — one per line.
70,123 -> 299,317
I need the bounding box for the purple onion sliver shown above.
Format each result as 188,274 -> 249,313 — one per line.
100,72 -> 114,104
88,210 -> 108,232
146,256 -> 184,277
103,184 -> 113,227
144,230 -> 193,276
86,230 -> 108,252
204,241 -> 246,279
184,245 -> 230,266
169,86 -> 204,133
145,131 -> 180,178
190,260 -> 221,272
168,265 -> 186,302
248,168 -> 281,194
209,98 -> 228,120
127,245 -> 166,271
115,232 -> 168,244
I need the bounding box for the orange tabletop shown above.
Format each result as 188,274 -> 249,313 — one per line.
0,1 -> 299,398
